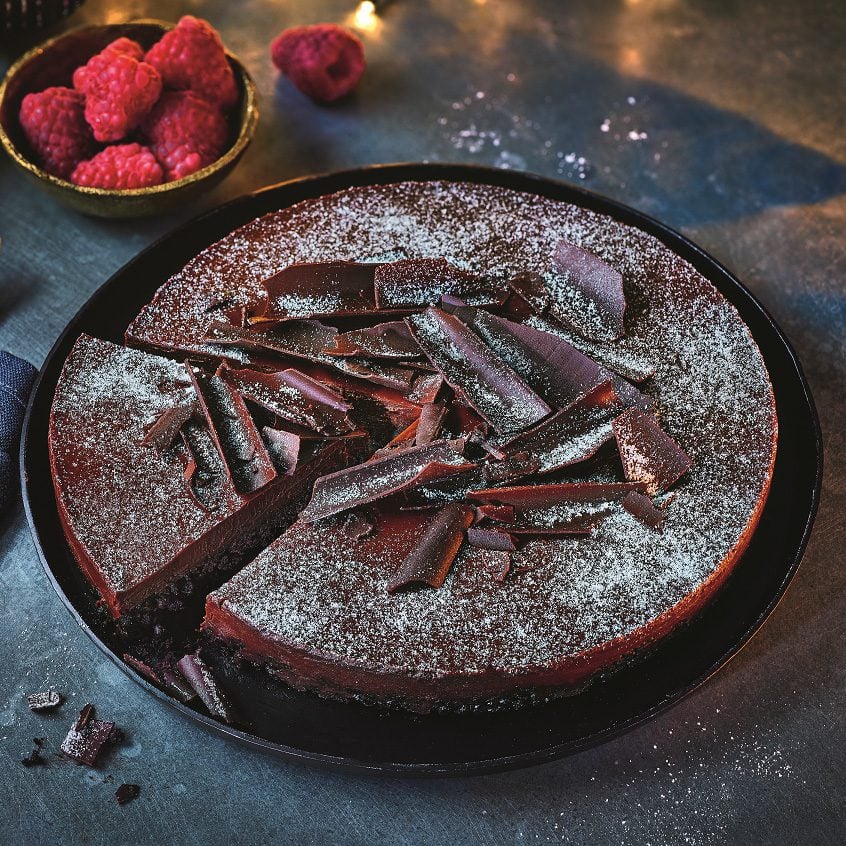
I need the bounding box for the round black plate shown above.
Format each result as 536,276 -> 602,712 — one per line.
21,163 -> 822,776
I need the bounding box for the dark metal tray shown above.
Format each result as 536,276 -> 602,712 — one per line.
20,163 -> 822,776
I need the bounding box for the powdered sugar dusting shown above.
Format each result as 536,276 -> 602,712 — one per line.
189,181 -> 778,677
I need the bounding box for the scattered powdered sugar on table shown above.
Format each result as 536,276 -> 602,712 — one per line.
525,717 -> 798,844
182,180 -> 780,675
435,83 -> 593,179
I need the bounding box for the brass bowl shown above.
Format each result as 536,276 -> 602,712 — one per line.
0,19 -> 259,218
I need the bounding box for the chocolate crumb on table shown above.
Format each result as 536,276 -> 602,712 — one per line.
20,739 -> 47,768
60,704 -> 118,766
114,784 -> 141,805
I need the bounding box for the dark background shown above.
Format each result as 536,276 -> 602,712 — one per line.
1,1 -> 843,843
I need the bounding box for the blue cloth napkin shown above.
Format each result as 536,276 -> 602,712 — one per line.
0,351 -> 38,515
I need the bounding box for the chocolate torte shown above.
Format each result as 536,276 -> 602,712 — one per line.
51,180 -> 777,712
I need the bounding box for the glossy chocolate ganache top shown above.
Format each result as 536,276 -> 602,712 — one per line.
120,181 -> 777,682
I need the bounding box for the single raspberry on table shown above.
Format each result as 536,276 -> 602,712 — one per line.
142,90 -> 229,181
271,24 -> 365,103
70,143 -> 164,189
145,16 -> 239,111
18,86 -> 94,178
73,38 -> 162,142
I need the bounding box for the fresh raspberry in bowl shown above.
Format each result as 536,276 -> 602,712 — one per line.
142,90 -> 229,181
0,19 -> 257,216
72,37 -> 162,142
18,86 -> 94,179
145,16 -> 239,111
70,143 -> 163,190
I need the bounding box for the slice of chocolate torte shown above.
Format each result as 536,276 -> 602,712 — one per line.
49,335 -> 357,619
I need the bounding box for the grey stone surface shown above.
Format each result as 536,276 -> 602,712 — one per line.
0,0 -> 843,843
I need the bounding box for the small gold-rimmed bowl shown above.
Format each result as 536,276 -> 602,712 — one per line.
0,19 -> 259,218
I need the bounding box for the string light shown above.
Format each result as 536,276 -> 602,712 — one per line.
353,1 -> 379,32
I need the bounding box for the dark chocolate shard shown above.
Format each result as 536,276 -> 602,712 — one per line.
387,503 -> 474,592
374,258 -> 502,310
494,553 -> 512,582
406,307 -> 552,434
259,261 -> 381,320
439,293 -> 467,310
160,667 -> 197,703
141,401 -> 197,451
622,490 -> 666,530
301,439 -> 474,522
467,481 -> 645,510
324,320 -> 422,359
60,705 -> 116,766
613,408 -> 692,495
26,690 -> 62,712
504,408 -> 614,474
466,526 -> 518,552
115,783 -> 140,805
474,503 -> 515,524
550,240 -> 626,341
122,654 -> 162,685
261,426 -> 302,475
206,319 -> 432,396
330,358 -> 422,393
342,510 -> 376,540
444,403 -> 489,439
524,315 -> 656,383
482,453 -> 541,485
610,375 -> 653,410
415,401 -> 448,446
288,360 -> 422,430
468,429 -> 508,460
449,306 -> 613,408
222,303 -> 248,327
501,517 -> 599,536
204,319 -> 337,362
371,418 -> 419,458
408,372 -> 444,405
176,653 -> 237,724
222,366 -> 354,435
189,367 -> 277,495
506,271 -> 553,316
258,365 -> 350,414
500,380 -> 641,474
179,424 -> 225,512
404,462 -> 483,507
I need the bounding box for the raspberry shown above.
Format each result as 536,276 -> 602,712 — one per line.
271,24 -> 365,103
18,86 -> 94,178
73,38 -> 162,142
106,37 -> 144,60
70,143 -> 164,190
142,91 -> 229,181
145,16 -> 238,111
